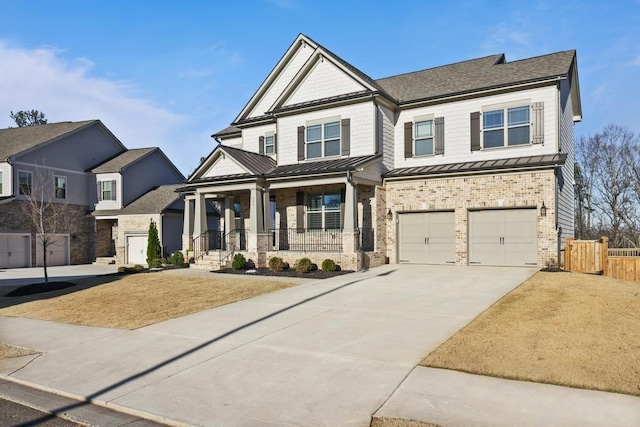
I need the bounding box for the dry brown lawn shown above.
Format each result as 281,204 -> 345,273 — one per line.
0,343 -> 39,360
422,271 -> 640,396
371,417 -> 439,427
0,272 -> 293,329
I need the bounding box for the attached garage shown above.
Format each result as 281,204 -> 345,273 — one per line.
0,234 -> 31,268
126,234 -> 148,265
398,211 -> 456,264
468,209 -> 538,267
36,235 -> 70,267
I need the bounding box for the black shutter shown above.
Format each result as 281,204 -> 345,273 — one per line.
297,126 -> 305,161
296,191 -> 304,231
111,180 -> 117,201
470,112 -> 481,152
404,122 -> 413,158
341,118 -> 350,156
274,133 -> 278,153
259,136 -> 265,155
97,181 -> 101,201
435,117 -> 445,155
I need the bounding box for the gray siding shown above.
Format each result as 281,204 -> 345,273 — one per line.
161,213 -> 183,256
12,164 -> 91,207
557,79 -> 575,250
122,152 -> 184,206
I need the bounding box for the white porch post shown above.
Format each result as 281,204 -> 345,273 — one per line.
224,196 -> 235,233
182,197 -> 195,251
193,193 -> 207,237
263,189 -> 271,232
249,185 -> 264,233
343,182 -> 357,233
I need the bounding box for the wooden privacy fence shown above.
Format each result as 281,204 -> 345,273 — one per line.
565,237 -> 640,281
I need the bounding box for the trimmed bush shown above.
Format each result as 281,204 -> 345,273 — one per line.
268,256 -> 284,272
295,257 -> 313,273
321,259 -> 336,272
133,264 -> 145,271
232,253 -> 247,270
169,251 -> 185,265
246,259 -> 256,270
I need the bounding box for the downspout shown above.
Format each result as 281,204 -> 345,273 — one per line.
556,79 -> 562,264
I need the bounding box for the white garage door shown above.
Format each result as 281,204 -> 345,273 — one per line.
398,212 -> 456,264
0,234 -> 31,268
469,209 -> 538,267
127,235 -> 148,265
36,234 -> 70,267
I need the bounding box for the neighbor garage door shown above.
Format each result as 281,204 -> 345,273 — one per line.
398,212 -> 456,264
0,234 -> 31,268
36,234 -> 69,267
468,209 -> 537,267
127,235 -> 148,265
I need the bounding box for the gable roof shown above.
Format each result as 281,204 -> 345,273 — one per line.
190,144 -> 276,181
91,147 -> 157,173
375,50 -> 576,104
93,184 -> 184,216
0,120 -> 100,160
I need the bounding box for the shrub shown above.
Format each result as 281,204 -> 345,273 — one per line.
321,259 -> 336,272
268,256 -> 284,272
232,253 -> 247,270
146,220 -> 162,267
117,266 -> 127,273
169,250 -> 185,265
118,266 -> 142,274
133,264 -> 145,271
295,257 -> 313,273
246,259 -> 256,270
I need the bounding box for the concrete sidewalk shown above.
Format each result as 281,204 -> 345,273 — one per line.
1,264 -> 638,426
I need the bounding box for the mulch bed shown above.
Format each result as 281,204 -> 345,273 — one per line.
214,268 -> 355,279
5,281 -> 76,297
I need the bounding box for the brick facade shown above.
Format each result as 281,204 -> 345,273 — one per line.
0,200 -> 94,265
385,170 -> 558,267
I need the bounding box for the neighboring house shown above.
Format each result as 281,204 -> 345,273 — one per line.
91,148 -> 188,265
180,34 -> 581,270
0,120 -> 126,268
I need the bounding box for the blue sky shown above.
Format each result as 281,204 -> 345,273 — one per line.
1,0 -> 639,174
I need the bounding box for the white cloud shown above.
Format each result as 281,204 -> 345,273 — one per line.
0,42 -> 210,175
481,23 -> 532,54
632,55 -> 640,66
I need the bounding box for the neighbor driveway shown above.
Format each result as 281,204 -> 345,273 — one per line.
0,264 -> 119,288
0,264 -> 534,425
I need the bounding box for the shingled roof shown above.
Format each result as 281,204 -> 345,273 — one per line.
375,50 -> 576,104
0,120 -> 98,160
91,147 -> 157,173
93,184 -> 184,216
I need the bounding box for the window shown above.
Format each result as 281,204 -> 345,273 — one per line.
415,120 -> 434,156
483,105 -> 530,148
307,193 -> 341,230
18,170 -> 32,195
54,176 -> 67,199
265,135 -> 275,154
101,180 -> 113,201
307,121 -> 340,159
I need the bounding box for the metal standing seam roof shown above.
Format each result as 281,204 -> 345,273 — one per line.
90,147 -> 157,173
0,120 -> 98,159
93,184 -> 184,216
220,145 -> 276,175
383,153 -> 567,178
266,155 -> 380,178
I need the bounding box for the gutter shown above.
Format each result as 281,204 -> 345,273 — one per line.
383,165 -> 561,182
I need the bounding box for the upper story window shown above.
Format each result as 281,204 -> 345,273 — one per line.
54,176 -> 67,199
483,105 -> 530,148
307,121 -> 340,159
265,135 -> 275,154
307,192 -> 341,230
18,170 -> 32,195
99,180 -> 116,201
415,120 -> 434,156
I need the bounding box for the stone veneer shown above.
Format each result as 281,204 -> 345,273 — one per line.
115,214 -> 161,265
385,170 -> 558,267
0,200 -> 95,265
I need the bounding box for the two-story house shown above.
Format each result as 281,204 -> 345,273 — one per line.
0,120 -> 126,268
90,148 -> 189,265
180,34 -> 581,270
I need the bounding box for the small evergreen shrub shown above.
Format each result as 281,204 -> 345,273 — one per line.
268,256 -> 284,272
169,251 -> 185,265
117,266 -> 127,273
295,257 -> 313,273
146,220 -> 162,267
232,253 -> 247,270
246,259 -> 256,270
133,264 -> 145,271
321,259 -> 336,272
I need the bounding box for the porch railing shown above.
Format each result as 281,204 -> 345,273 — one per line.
269,228 -> 343,252
192,229 -> 247,260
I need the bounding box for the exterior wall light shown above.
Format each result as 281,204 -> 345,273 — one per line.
386,209 -> 393,220
540,202 -> 547,217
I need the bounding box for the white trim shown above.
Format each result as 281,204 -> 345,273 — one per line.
17,169 -> 33,195
54,175 -> 67,200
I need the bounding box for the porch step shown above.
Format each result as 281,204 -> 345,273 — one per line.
94,257 -> 117,265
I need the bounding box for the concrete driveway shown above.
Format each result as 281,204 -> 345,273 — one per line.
0,264 -> 119,288
0,264 -> 535,426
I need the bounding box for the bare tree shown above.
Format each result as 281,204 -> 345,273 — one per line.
20,166 -> 72,283
10,110 -> 48,127
574,135 -> 598,238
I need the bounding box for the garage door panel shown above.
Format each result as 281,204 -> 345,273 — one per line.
0,234 -> 31,268
399,212 -> 455,265
127,235 -> 148,265
36,235 -> 69,267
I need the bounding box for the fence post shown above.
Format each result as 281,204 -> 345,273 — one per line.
565,237 -> 573,271
600,237 -> 608,276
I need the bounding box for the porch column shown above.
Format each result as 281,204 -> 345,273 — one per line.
181,197 -> 195,251
224,196 -> 235,233
249,185 -> 265,233
193,193 -> 207,237
263,189 -> 271,232
343,182 -> 357,232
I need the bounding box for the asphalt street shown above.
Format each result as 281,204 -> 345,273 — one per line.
0,398 -> 80,427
